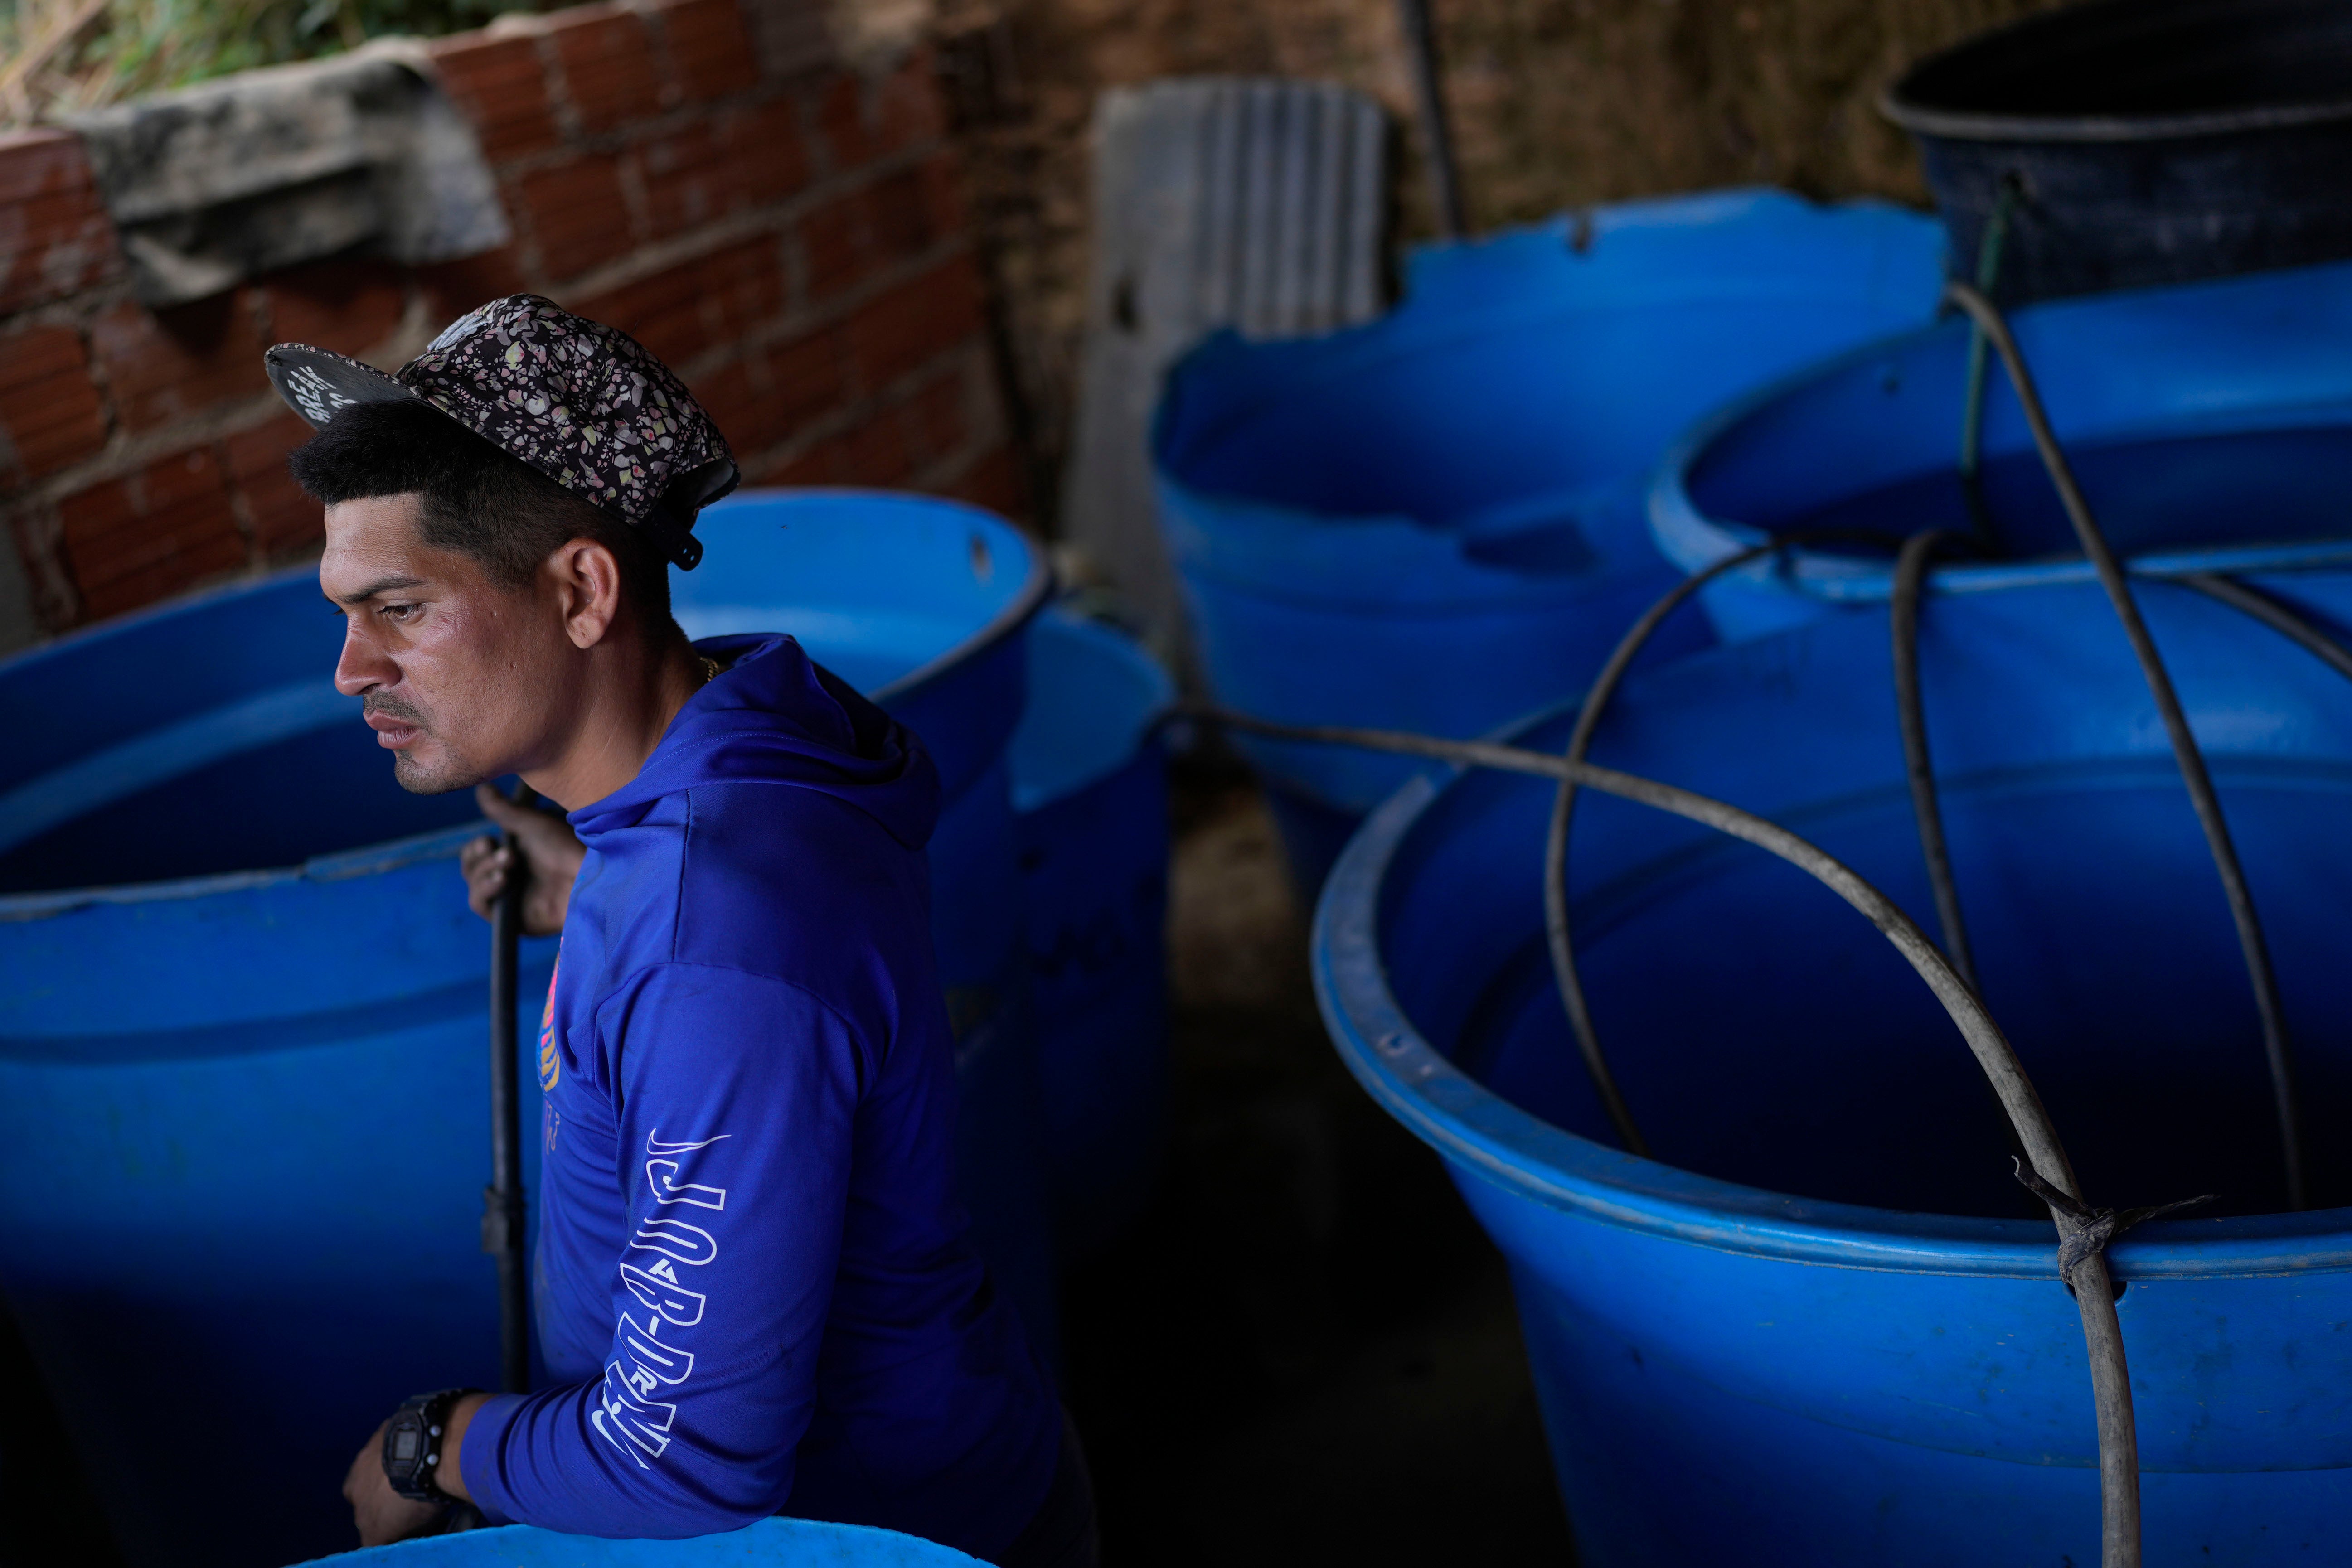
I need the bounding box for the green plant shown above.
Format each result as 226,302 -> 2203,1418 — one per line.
3,0 -> 546,125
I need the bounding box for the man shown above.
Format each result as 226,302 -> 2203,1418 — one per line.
266,296 -> 1091,1566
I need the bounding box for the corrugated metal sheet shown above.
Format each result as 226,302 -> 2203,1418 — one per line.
1062,77 -> 1389,671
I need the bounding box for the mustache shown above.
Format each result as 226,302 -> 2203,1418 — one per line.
363,693 -> 429,727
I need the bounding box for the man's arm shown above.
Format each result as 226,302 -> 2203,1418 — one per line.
454,963 -> 868,1537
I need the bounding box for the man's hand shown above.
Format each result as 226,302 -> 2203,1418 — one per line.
462,784 -> 585,935
344,1394 -> 490,1547
344,1419 -> 446,1547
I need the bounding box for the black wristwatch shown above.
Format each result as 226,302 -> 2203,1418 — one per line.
383,1388 -> 475,1505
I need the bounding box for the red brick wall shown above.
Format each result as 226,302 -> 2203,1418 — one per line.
0,0 -> 1020,634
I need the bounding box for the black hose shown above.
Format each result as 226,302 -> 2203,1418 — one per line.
1956,176 -> 2023,547
1944,281 -> 2308,1219
1541,531 -> 1906,1158
1889,529 -> 2039,1190
1543,540 -> 1782,1157
485,782 -> 535,1395
1186,698 -> 2141,1568
2173,573 -> 2352,685
1890,529 -> 1980,993
1396,0 -> 1467,239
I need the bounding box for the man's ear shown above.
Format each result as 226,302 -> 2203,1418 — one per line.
549,538 -> 625,650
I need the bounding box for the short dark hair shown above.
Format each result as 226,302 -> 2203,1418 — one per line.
287,399 -> 674,621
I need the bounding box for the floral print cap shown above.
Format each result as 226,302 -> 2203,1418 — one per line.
264,294 -> 738,570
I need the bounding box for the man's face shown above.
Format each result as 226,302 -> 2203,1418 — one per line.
321,494 -> 569,795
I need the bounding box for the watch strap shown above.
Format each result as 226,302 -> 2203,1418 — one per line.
382,1387 -> 475,1506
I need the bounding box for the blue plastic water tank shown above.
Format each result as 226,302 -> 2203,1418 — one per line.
0,491 -> 1049,1568
674,492 -> 1059,1360
1649,259 -> 2352,643
299,1515 -> 977,1565
1008,609 -> 1174,1250
1152,188 -> 1948,886
1314,577 -> 2352,1564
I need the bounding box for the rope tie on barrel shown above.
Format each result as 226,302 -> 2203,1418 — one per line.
2010,1161 -> 2214,1297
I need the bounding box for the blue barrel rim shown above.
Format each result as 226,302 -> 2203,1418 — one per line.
1154,190 -> 1948,553
0,555 -> 314,678
724,488 -> 1053,707
0,490 -> 1049,915
1309,702 -> 2352,1282
1646,295 -> 2352,607
0,819 -> 480,921
291,1514 -> 987,1565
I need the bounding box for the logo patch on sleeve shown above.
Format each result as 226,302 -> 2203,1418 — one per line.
537,956 -> 562,1092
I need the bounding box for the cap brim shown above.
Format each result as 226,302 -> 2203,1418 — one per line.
265,345 -> 424,431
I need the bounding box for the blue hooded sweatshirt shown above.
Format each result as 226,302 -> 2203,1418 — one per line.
458,633 -> 1061,1558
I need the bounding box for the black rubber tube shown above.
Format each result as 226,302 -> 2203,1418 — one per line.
2173,572 -> 2352,684
1396,0 -> 1467,239
486,783 -> 535,1395
1945,281 -> 2308,1219
1542,539 -> 1782,1157
1890,528 -> 1981,994
1956,176 -> 2022,546
1188,699 -> 2140,1567
1890,530 -> 2041,1190
1541,531 -> 1907,1157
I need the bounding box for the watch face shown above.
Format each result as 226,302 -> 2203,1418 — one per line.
393,1427 -> 421,1462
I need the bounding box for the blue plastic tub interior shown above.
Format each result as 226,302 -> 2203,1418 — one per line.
301,1516 -> 979,1566
1313,576 -> 2352,1563
1358,581 -> 2352,1212
0,489 -> 1048,954
1151,188 -> 1949,872
0,492 -> 1046,893
1649,257 -> 2352,640
0,570 -> 481,892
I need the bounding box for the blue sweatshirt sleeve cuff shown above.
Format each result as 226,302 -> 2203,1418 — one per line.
457,1392 -> 525,1524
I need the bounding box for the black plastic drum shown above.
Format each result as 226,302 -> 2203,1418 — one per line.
1884,0 -> 2352,302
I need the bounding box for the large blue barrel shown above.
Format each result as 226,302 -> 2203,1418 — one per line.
1314,579 -> 2352,1564
1650,258 -> 2352,643
1152,188 -> 1947,886
0,491 -> 1049,1568
674,492 -> 1059,1360
1007,608 -> 1174,1250
0,574 -> 542,1568
305,1516 -> 977,1565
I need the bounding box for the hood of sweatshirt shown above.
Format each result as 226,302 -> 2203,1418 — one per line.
568,633 -> 939,851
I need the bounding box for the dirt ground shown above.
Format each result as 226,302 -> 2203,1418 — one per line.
1059,755 -> 1575,1565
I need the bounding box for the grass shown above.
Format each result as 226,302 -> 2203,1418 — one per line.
2,0 -> 546,126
